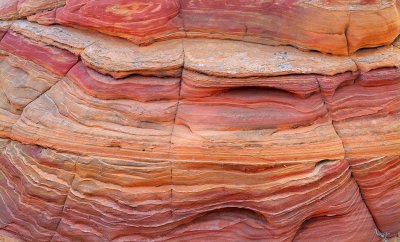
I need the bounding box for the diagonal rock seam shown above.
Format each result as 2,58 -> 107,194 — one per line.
0,23 -> 82,240
167,39 -> 186,222
49,160 -> 77,242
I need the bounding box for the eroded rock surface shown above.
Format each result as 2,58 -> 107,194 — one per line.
0,1 -> 399,241
0,0 -> 65,20
3,0 -> 399,54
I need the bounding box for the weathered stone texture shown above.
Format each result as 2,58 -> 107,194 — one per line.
0,1 -> 399,241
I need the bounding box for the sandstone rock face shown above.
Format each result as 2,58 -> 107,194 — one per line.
0,0 -> 65,20
23,0 -> 400,55
0,1 -> 399,241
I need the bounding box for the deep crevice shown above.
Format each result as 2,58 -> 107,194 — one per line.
49,161 -> 77,242
316,75 -> 385,237
167,39 -> 185,222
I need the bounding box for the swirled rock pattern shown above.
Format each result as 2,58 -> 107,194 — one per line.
0,0 -> 399,241
15,0 -> 400,54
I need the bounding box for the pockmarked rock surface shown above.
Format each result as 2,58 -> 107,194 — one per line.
0,1 -> 399,241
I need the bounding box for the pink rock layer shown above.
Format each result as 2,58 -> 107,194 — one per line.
11,61 -> 180,159
22,0 -> 400,55
0,13 -> 399,242
0,31 -> 78,76
349,156 -> 400,237
55,0 -> 184,45
0,139 -> 380,241
0,39 -> 398,240
318,68 -> 400,121
318,67 -> 400,158
68,62 -> 180,102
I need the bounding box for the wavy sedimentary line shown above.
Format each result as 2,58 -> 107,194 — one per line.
49,147 -> 77,242
166,38 -> 380,240
1,19 -> 365,162
184,0 -> 400,55
81,38 -> 184,79
6,19 -> 400,82
168,46 -> 186,230
348,156 -> 400,237
0,136 -> 380,241
0,71 -> 382,239
5,19 -> 400,164
0,139 -> 76,241
315,42 -> 400,237
172,38 -> 350,164
2,40 -> 344,163
0,17 -> 399,241
7,20 -> 185,79
0,30 -> 78,76
314,69 -> 384,237
317,56 -> 400,159
174,37 -> 398,164
0,29 -> 80,138
3,21 -> 400,157
175,34 -> 400,239
318,40 -> 400,156
2,1 -> 400,55
167,159 -> 380,241
9,19 -> 101,55
182,38 -> 357,77
0,137 -> 171,241
3,0 -> 397,55
8,57 -> 180,162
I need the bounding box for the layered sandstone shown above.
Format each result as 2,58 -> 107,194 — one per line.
7,0 -> 400,55
0,0 -> 65,20
0,1 -> 399,241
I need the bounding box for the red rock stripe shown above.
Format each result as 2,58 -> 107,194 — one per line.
177,90 -> 327,131
67,62 -> 180,102
55,0 -> 183,44
181,70 -> 320,99
349,156 -> 400,236
357,67 -> 400,87
0,31 -> 78,76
